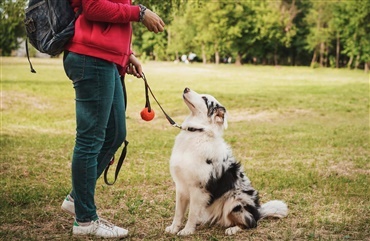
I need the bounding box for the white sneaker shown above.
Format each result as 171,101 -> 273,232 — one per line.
73,219 -> 129,238
61,194 -> 75,216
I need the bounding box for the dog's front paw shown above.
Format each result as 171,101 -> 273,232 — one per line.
177,227 -> 195,236
225,226 -> 241,235
165,225 -> 180,234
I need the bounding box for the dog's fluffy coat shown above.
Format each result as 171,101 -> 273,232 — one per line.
165,88 -> 288,236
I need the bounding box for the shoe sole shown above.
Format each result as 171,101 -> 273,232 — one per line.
72,232 -> 129,238
61,206 -> 75,216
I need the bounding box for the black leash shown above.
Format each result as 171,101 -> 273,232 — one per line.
104,73 -> 187,185
141,72 -> 182,129
141,74 -> 204,133
104,140 -> 128,185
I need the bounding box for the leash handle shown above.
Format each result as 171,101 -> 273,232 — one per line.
141,73 -> 180,128
104,76 -> 128,185
104,140 -> 129,185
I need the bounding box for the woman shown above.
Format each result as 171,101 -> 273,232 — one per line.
61,0 -> 165,238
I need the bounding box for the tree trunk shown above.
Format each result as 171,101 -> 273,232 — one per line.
311,48 -> 317,67
325,44 -> 329,67
215,51 -> 220,64
355,55 -> 360,69
235,52 -> 242,65
347,55 -> 353,69
291,49 -> 296,66
202,44 -> 207,64
336,35 -> 340,68
167,27 -> 171,60
365,62 -> 369,73
319,42 -> 324,67
274,47 -> 278,66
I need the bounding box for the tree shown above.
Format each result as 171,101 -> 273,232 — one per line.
191,1 -> 232,64
0,0 -> 27,56
339,0 -> 370,71
329,1 -> 346,68
256,0 -> 298,65
166,2 -> 200,62
304,0 -> 333,67
225,1 -> 259,65
173,1 -> 260,65
288,0 -> 311,66
132,0 -> 181,61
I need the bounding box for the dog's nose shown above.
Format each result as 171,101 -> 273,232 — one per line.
184,87 -> 190,94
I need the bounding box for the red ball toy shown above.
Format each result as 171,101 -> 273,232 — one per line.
140,107 -> 155,121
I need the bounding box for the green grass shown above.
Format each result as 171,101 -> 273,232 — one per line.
1,57 -> 369,240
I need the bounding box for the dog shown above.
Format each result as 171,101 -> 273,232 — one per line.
165,87 -> 288,236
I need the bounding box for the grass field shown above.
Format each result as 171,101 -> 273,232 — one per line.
1,57 -> 369,241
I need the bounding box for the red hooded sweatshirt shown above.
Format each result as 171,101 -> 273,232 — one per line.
67,0 -> 140,74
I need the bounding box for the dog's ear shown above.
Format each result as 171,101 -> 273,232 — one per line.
223,112 -> 228,129
215,107 -> 228,129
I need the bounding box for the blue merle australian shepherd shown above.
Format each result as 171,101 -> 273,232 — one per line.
165,88 -> 288,236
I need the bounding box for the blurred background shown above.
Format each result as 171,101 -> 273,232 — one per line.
1,0 -> 369,71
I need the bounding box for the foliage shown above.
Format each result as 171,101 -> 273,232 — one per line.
131,0 -> 182,61
0,0 -> 27,56
338,0 -> 370,68
133,0 -> 370,69
166,5 -> 200,61
1,0 -> 369,70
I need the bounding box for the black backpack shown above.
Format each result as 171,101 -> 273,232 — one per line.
24,0 -> 80,73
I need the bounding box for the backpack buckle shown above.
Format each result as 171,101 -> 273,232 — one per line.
25,18 -> 36,33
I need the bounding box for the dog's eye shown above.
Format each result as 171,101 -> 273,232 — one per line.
232,205 -> 242,212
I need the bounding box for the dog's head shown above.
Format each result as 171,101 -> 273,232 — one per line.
225,192 -> 261,229
182,87 -> 228,130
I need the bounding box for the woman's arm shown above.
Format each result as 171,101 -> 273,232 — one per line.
82,0 -> 140,23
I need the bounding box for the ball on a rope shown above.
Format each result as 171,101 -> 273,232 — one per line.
140,107 -> 155,121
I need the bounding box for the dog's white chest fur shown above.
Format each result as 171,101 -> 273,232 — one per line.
170,131 -> 228,186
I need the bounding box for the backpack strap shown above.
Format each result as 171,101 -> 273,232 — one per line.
25,39 -> 36,73
104,75 -> 129,185
75,6 -> 82,18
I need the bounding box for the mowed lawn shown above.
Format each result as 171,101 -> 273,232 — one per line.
1,57 -> 369,240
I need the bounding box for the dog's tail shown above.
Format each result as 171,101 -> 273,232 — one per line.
259,200 -> 288,219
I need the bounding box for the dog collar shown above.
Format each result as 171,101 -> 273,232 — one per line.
184,127 -> 204,132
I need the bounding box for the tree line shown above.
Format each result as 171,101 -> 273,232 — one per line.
1,0 -> 369,71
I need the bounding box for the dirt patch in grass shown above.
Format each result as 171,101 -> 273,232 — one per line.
228,110 -> 279,122
324,160 -> 370,177
228,109 -> 314,123
1,90 -> 51,111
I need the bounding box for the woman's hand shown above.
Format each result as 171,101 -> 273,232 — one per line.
142,9 -> 165,33
126,54 -> 143,78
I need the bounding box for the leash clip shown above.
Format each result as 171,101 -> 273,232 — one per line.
173,123 -> 182,129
